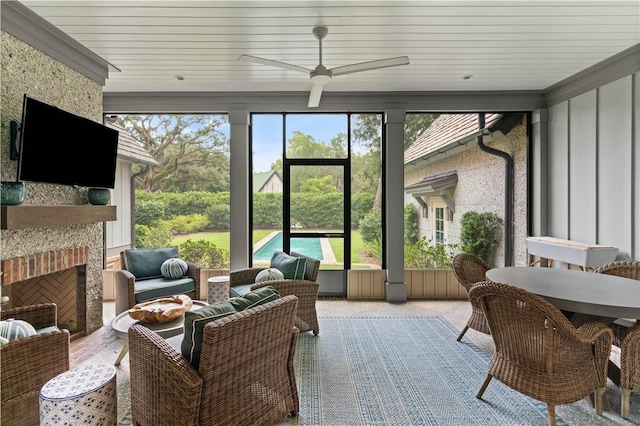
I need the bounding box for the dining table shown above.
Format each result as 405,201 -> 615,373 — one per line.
485,266 -> 640,320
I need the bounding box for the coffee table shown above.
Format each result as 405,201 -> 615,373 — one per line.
110,300 -> 208,365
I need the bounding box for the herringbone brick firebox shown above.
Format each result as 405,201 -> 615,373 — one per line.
1,246 -> 89,334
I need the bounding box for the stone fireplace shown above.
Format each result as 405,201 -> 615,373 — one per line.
2,247 -> 89,335
1,204 -> 117,335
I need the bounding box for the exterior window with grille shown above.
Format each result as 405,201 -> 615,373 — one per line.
435,206 -> 445,245
430,198 -> 449,245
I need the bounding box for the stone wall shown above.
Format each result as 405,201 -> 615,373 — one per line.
1,32 -> 106,333
404,115 -> 528,267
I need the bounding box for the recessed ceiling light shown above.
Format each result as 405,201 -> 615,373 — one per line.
174,75 -> 185,81
463,74 -> 473,80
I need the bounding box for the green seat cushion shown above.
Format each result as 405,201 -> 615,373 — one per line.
134,277 -> 195,303
36,326 -> 61,334
229,284 -> 252,298
123,246 -> 179,280
270,251 -> 307,280
181,286 -> 280,369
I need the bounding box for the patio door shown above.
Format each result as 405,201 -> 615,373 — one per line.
283,160 -> 350,295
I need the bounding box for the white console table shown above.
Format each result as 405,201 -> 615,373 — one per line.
525,236 -> 618,270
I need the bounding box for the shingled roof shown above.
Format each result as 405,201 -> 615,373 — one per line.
106,122 -> 159,166
404,113 -> 502,165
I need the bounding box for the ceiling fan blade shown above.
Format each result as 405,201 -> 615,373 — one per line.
330,56 -> 410,77
308,83 -> 325,108
237,54 -> 311,74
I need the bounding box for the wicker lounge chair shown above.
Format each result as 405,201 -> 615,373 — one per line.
452,253 -> 491,341
230,251 -> 321,335
115,246 -> 201,314
1,303 -> 70,426
128,295 -> 299,426
594,260 -> 640,419
469,281 -> 613,426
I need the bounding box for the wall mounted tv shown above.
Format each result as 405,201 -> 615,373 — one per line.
17,95 -> 119,189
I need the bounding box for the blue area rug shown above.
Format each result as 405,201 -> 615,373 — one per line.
119,316 -> 573,425
294,316 -> 569,426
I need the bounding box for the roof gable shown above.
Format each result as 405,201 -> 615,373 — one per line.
253,170 -> 281,192
106,122 -> 159,166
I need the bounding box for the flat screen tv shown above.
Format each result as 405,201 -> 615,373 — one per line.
17,95 -> 119,189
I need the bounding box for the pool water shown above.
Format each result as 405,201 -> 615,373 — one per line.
253,232 -> 324,261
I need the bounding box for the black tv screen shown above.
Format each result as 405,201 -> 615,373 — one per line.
17,95 -> 119,189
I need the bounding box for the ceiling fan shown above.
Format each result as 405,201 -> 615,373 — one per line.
238,26 -> 410,108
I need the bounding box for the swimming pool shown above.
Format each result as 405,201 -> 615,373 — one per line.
253,232 -> 324,261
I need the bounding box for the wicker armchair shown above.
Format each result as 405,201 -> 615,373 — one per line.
1,303 -> 70,426
452,253 -> 491,341
594,260 -> 640,418
230,251 -> 321,335
469,281 -> 613,426
115,246 -> 201,314
128,295 -> 299,426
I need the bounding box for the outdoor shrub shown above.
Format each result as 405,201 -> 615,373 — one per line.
364,236 -> 382,260
460,211 -> 503,264
291,192 -> 343,228
359,209 -> 381,244
205,204 -> 230,230
352,193 -> 374,228
135,199 -> 166,226
404,203 -> 419,245
178,239 -> 230,269
253,192 -> 282,228
404,238 -> 458,269
135,223 -> 173,249
165,214 -> 209,234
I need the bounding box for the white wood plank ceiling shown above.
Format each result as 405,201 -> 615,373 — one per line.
19,1 -> 640,94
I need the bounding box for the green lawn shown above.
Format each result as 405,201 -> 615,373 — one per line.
172,229 -> 368,265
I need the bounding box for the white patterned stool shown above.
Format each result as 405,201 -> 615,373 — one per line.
40,363 -> 117,425
207,275 -> 230,304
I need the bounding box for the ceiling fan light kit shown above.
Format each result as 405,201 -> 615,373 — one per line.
238,26 -> 410,108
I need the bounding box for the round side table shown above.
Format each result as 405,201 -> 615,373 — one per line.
40,363 -> 117,425
208,275 -> 230,304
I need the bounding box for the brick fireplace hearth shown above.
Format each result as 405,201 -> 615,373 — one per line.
1,246 -> 89,335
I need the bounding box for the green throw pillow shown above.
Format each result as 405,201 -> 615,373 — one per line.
181,286 -> 280,369
270,251 -> 307,280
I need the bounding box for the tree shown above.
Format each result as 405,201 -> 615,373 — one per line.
271,130 -> 346,192
116,114 -> 230,192
351,113 -> 439,207
351,113 -> 439,152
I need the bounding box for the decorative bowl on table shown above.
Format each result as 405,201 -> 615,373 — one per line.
128,294 -> 193,323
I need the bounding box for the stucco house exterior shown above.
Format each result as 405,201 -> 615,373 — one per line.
404,113 -> 528,267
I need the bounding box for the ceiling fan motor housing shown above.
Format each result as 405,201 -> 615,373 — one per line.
310,65 -> 332,83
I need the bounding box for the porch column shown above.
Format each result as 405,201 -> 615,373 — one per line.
229,109 -> 250,270
530,109 -> 549,237
384,109 -> 407,302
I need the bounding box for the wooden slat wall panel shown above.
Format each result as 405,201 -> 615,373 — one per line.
568,91 -> 597,243
548,102 -> 570,239
405,269 -> 465,299
347,270 -> 385,299
597,76 -> 633,256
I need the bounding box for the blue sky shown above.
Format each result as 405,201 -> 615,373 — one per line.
251,114 -> 348,172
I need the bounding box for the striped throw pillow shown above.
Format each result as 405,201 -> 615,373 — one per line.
0,319 -> 37,342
